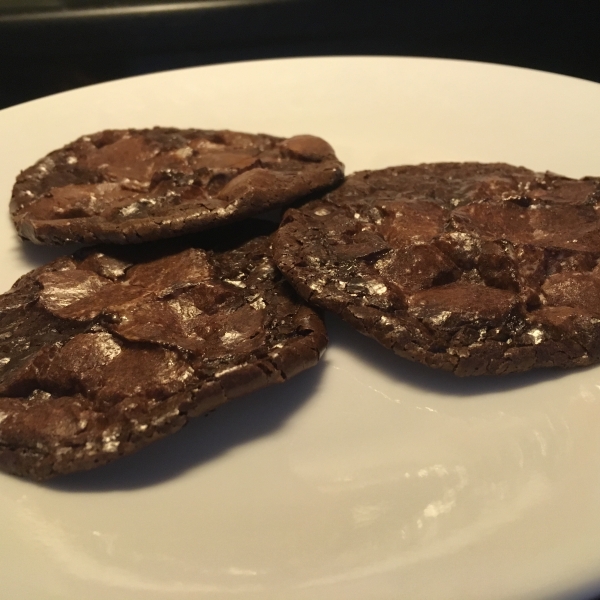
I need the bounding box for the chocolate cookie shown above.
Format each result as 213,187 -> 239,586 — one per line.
11,127 -> 344,245
0,222 -> 327,480
273,162 -> 600,376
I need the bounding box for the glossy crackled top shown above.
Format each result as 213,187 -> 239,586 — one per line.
274,162 -> 600,375
11,127 -> 344,244
0,225 -> 327,479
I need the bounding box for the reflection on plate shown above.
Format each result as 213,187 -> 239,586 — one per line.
1,57 -> 600,600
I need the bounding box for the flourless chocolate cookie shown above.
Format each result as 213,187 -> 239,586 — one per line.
0,222 -> 327,480
273,162 -> 600,376
11,127 -> 344,245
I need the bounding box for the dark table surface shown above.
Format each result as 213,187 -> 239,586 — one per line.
2,0 -> 600,110
1,1 -> 600,598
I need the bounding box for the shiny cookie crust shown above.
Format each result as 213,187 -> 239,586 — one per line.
0,223 -> 327,479
11,127 -> 344,245
273,162 -> 600,376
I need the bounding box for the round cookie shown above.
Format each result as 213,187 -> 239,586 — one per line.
0,222 -> 327,480
273,162 -> 600,376
11,127 -> 344,245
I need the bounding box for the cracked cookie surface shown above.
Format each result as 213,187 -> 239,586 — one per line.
0,222 -> 327,479
11,127 -> 344,245
273,162 -> 600,376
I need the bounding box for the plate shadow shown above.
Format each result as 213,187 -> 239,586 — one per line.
325,313 -> 585,398
46,361 -> 324,492
16,238 -> 81,268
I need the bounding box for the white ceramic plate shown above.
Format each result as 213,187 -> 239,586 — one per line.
1,57 -> 600,600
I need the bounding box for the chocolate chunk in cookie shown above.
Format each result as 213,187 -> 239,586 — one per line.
0,222 -> 327,480
273,162 -> 600,376
11,127 -> 344,245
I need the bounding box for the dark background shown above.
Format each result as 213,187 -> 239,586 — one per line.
1,0 -> 600,109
